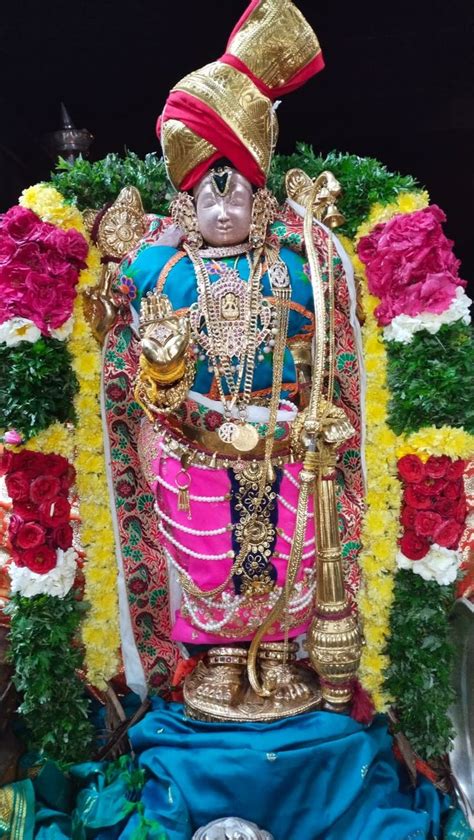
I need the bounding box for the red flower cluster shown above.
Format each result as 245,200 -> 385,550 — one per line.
0,206 -> 88,333
357,206 -> 465,326
1,449 -> 75,574
398,454 -> 466,560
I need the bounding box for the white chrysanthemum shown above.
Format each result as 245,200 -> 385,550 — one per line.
384,287 -> 472,344
396,544 -> 460,586
9,548 -> 77,598
0,317 -> 41,346
50,317 -> 74,341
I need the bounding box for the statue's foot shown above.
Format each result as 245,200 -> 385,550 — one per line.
184,647 -> 247,713
185,641 -> 322,722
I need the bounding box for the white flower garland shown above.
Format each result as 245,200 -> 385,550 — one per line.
383,287 -> 472,344
9,547 -> 77,598
396,544 -> 461,586
0,316 -> 74,346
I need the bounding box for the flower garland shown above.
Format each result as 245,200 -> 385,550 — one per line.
353,192 -> 474,757
20,184 -> 120,688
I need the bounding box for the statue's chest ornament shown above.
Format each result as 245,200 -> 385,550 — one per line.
189,266 -> 274,361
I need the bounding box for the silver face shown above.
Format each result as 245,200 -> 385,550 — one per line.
192,817 -> 274,840
194,170 -> 254,247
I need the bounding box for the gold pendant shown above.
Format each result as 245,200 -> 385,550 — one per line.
232,423 -> 259,453
218,421 -> 239,444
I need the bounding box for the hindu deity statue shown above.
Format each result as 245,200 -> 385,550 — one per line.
95,0 -> 365,721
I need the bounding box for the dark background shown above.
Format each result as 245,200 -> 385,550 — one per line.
1,0 -> 473,282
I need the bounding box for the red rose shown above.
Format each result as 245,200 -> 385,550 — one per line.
425,455 -> 451,479
13,501 -> 39,521
404,486 -> 432,509
445,460 -> 465,481
5,207 -> 41,242
398,454 -> 425,483
442,481 -> 462,501
8,514 -> 23,537
433,497 -> 457,518
414,510 -> 442,538
454,498 -> 467,524
0,450 -> 14,476
13,450 -> 47,477
21,545 -> 57,574
38,496 -> 71,527
60,465 -> 76,491
401,506 -> 417,530
417,477 -> 447,497
434,519 -> 463,549
29,475 -> 61,504
400,530 -> 430,561
53,523 -> 73,550
43,454 -> 69,477
14,521 -> 46,549
5,471 -> 30,501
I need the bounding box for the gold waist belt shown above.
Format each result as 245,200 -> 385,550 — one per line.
157,415 -> 295,469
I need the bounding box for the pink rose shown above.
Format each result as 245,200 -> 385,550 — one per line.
5,207 -> 41,243
46,228 -> 88,266
24,271 -> 75,330
357,206 -> 465,326
13,242 -> 43,269
0,235 -> 17,266
3,429 -> 23,446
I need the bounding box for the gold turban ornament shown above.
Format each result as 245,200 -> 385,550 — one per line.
156,0 -> 324,190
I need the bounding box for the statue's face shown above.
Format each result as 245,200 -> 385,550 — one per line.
194,170 -> 253,247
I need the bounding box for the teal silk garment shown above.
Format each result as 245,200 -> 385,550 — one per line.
28,699 -> 474,840
125,244 -> 313,398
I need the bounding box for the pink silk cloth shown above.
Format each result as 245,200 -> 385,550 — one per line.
151,438 -> 316,645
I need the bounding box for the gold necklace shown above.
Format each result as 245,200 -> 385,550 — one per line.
198,241 -> 250,259
186,245 -> 264,453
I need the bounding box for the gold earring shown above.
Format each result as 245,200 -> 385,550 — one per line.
170,192 -> 203,250
249,188 -> 279,248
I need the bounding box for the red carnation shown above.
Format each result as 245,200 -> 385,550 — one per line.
404,486 -> 432,509
5,471 -> 30,501
38,496 -> 71,527
398,454 -> 425,483
425,455 -> 451,479
53,523 -> 73,551
414,510 -> 443,538
445,460 -> 465,481
401,506 -> 417,530
14,521 -> 46,550
21,545 -> 57,574
400,530 -> 430,561
30,475 -> 61,504
434,519 -> 463,549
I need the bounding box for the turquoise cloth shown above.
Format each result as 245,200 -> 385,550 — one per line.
19,700 -> 474,839
124,699 -> 450,840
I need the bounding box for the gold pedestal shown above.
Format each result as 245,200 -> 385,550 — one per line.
184,643 -> 322,722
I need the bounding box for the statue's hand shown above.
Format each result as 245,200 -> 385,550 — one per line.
83,264 -> 121,345
141,314 -> 190,368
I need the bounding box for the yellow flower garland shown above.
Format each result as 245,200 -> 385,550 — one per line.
21,184 -> 120,688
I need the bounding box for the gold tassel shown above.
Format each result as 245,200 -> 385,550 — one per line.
176,467 -> 192,519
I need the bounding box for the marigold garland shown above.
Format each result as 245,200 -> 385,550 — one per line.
21,183 -> 120,688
